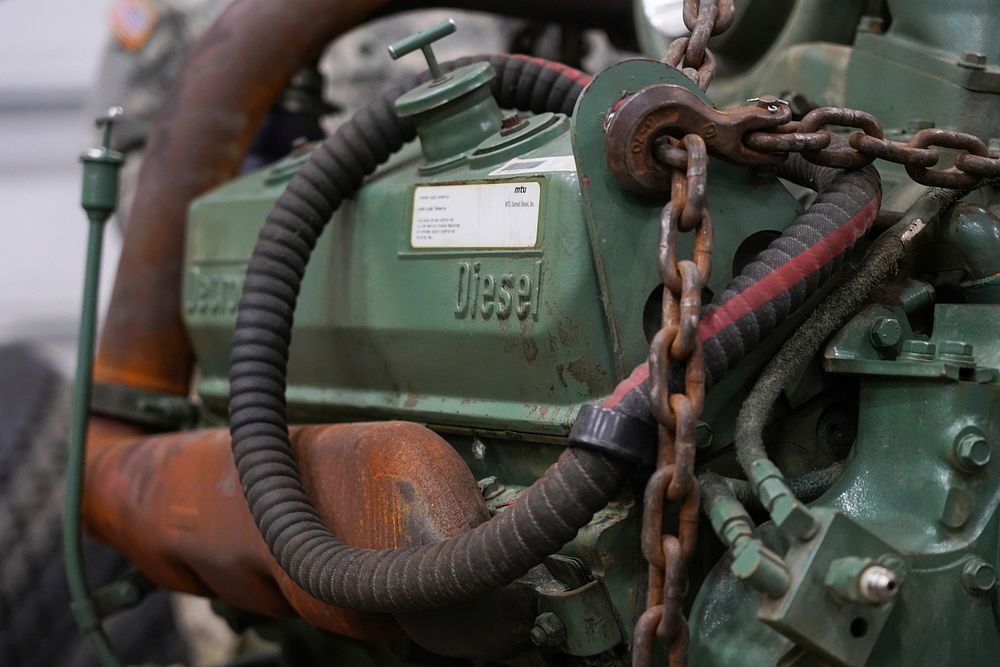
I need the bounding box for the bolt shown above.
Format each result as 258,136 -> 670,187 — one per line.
529,612 -> 566,648
857,15 -> 884,34
958,51 -> 988,70
955,432 -> 991,471
858,565 -> 899,604
899,339 -> 937,362
963,558 -> 996,593
869,317 -> 903,351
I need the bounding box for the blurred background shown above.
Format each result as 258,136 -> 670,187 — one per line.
0,0 -> 121,372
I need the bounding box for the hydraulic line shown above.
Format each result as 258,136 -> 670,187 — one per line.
229,54 -> 623,614
733,183 -> 983,496
721,461 -> 846,510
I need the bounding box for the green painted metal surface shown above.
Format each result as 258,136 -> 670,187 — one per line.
185,57 -> 803,441
846,0 -> 1000,139
186,132 -> 615,436
691,302 -> 1000,666
571,59 -> 802,376
179,7 -> 1000,661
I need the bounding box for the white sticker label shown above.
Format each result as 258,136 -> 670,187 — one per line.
489,155 -> 577,177
411,182 -> 541,248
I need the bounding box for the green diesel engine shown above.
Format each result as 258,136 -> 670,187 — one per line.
69,2 -> 1000,666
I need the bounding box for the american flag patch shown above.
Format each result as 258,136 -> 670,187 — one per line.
108,0 -> 159,52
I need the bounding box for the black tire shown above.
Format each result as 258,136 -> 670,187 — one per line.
0,342 -> 187,667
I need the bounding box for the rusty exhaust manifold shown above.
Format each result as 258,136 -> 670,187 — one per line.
84,422 -> 539,656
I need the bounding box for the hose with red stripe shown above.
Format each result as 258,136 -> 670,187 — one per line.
596,155 -> 882,424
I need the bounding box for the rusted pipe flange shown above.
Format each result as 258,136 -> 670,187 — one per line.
604,84 -> 791,194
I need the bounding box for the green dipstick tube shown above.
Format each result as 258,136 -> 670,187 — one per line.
64,106 -> 125,667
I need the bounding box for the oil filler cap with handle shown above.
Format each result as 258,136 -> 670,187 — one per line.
388,19 -> 503,172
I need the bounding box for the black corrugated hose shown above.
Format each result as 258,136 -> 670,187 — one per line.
602,156 -> 882,423
229,54 -> 627,613
229,52 -> 882,613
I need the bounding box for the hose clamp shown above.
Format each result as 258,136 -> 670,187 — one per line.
569,404 -> 656,466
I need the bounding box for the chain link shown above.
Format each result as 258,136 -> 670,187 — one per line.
632,3 -> 730,665
632,7 -> 997,664
745,108 -> 1000,188
663,0 -> 734,91
632,134 -> 710,667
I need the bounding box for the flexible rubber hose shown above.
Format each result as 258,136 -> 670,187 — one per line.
229,54 -> 628,613
734,182 -> 989,474
603,156 -> 882,421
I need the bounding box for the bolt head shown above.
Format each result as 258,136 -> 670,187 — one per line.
869,317 -> 903,350
963,558 -> 996,593
956,433 -> 991,471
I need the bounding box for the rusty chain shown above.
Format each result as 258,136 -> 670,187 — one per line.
663,0 -> 734,91
743,103 -> 1000,188
632,3 -> 729,665
631,134 -> 710,667
632,3 -> 1000,664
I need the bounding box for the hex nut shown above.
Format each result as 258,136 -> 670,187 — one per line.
938,340 -> 975,365
529,612 -> 566,648
955,433 -> 991,471
962,558 -> 996,593
899,339 -> 936,362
